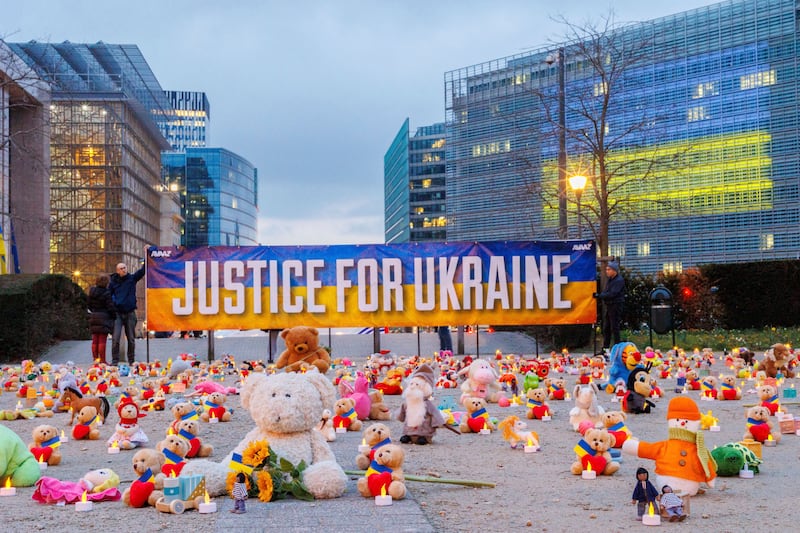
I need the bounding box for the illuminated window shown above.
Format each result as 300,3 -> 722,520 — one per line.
415,207 -> 425,214
740,69 -> 776,90
513,73 -> 528,85
421,179 -> 432,188
662,262 -> 683,274
610,244 -> 626,258
687,106 -> 708,122
232,198 -> 238,209
760,233 -> 774,251
471,140 -> 511,157
594,81 -> 607,96
431,138 -> 445,149
637,242 -> 651,256
422,153 -> 441,163
692,82 -> 718,99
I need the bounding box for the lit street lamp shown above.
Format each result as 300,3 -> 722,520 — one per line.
568,175 -> 587,238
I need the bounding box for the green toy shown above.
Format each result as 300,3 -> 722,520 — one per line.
710,442 -> 762,475
0,424 -> 42,486
522,372 -> 539,393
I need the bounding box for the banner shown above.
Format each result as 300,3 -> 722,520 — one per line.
145,240 -> 597,331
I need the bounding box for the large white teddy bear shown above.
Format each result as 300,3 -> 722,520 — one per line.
182,369 -> 347,499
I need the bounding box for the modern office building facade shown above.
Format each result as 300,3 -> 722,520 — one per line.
444,0 -> 800,273
384,119 -> 447,243
162,90 -> 210,150
8,41 -> 174,290
162,148 -> 258,247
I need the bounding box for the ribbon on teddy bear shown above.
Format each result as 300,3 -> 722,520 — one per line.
161,447 -> 186,476
746,417 -> 772,443
365,460 -> 393,496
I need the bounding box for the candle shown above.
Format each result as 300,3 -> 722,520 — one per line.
335,422 -> 346,434
0,478 -> 16,497
581,464 -> 596,480
642,502 -> 661,525
163,473 -> 180,502
541,411 -> 551,422
479,421 -> 491,435
523,437 -> 538,453
374,485 -> 392,506
107,441 -> 120,454
358,438 -> 370,454
764,435 -> 777,447
75,491 -> 92,512
38,456 -> 47,471
739,463 -> 754,479
209,412 -> 218,424
60,429 -> 68,444
709,424 -> 720,432
198,491 -> 217,514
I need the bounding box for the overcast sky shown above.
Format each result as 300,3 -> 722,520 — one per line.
4,0 -> 719,246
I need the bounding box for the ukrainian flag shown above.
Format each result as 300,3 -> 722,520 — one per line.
0,222 -> 6,275
229,452 -> 254,474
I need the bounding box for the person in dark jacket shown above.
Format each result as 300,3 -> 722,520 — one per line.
88,274 -> 116,364
595,261 -> 625,351
109,262 -> 145,365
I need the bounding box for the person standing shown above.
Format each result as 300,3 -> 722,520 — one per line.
595,261 -> 625,352
437,326 -> 453,353
88,274 -> 116,364
109,261 -> 145,366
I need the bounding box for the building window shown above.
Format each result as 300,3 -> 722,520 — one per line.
662,262 -> 683,274
421,179 -> 432,188
692,82 -> 718,99
471,140 -> 511,157
594,81 -> 607,96
610,244 -> 626,258
760,233 -> 774,251
740,69 -> 776,90
637,242 -> 651,256
687,106 -> 708,122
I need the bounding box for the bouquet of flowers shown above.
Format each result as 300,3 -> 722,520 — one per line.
227,439 -> 313,501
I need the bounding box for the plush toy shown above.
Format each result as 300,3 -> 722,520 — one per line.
1,424 -> 41,486
685,369 -> 701,391
622,396 -> 717,496
569,383 -> 605,431
176,419 -> 213,458
757,384 -> 781,416
460,397 -> 496,433
718,375 -> 742,400
459,359 -> 504,404
522,372 -> 539,393
167,401 -> 200,435
313,408 -> 336,442
357,443 -> 406,500
355,423 -> 392,470
571,428 -> 620,475
374,367 -> 404,395
622,364 -> 656,414
605,342 -> 642,393
397,364 -> 446,445
600,411 -> 632,448
29,424 -> 62,466
107,400 -> 148,450
181,369 -> 347,499
498,415 -> 540,450
338,372 -> 371,420
276,325 -> 331,373
332,397 -> 363,432
60,386 -> 110,425
713,442 -> 761,474
200,391 -> 232,422
33,469 -> 120,504
546,377 -> 567,400
156,434 -> 191,477
699,375 -> 718,399
368,390 -> 391,421
185,379 -> 238,397
744,405 -> 779,444
761,343 -> 795,378
525,388 -> 551,420
122,448 -> 166,507
72,405 -> 102,440
710,445 -> 745,477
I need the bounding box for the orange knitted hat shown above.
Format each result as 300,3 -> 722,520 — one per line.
666,396 -> 700,420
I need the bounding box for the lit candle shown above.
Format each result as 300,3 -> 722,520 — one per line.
209,412 -> 218,424
541,411 -> 551,422
523,437 -> 538,453
75,491 -> 92,512
479,421 -> 491,435
739,462 -> 754,479
0,478 -> 16,497
60,429 -> 69,444
581,463 -> 596,480
374,485 -> 392,506
198,491 -> 217,514
358,438 -> 369,454
642,502 -> 661,525
764,434 -> 777,447
335,422 -> 346,434
107,440 -> 120,454
38,455 -> 47,471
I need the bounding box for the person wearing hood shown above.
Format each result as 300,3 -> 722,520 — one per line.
594,261 -> 625,352
631,466 -> 659,519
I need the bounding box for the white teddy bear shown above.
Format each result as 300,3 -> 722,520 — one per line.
182,368 -> 347,499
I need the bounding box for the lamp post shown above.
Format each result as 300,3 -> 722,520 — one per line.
568,175 -> 587,239
556,47 -> 567,239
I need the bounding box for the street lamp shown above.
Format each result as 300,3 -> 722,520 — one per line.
568,174 -> 587,239
546,48 -> 567,239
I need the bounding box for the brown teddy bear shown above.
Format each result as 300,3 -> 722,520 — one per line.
115,385 -> 140,409
546,377 -> 567,400
199,391 -> 231,422
167,401 -> 199,435
761,343 -> 795,379
276,326 -> 331,374
699,375 -> 718,399
744,405 -> 780,444
571,427 -> 620,475
122,448 -> 166,507
155,433 -> 191,477
758,384 -> 780,415
600,410 -> 631,448
332,397 -> 362,432
685,369 -> 701,390
71,405 -> 101,440
368,390 -> 391,420
525,388 -> 551,420
357,443 -> 406,500
139,379 -> 157,401
718,375 -> 742,400
355,423 -> 392,470
29,424 -> 62,465
460,397 -> 496,433
175,419 -> 213,458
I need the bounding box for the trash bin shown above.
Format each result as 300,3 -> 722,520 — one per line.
649,286 -> 673,335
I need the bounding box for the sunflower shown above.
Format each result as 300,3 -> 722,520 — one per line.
256,470 -> 274,502
225,471 -> 251,498
242,439 -> 270,467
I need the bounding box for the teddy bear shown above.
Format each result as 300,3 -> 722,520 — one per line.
622,364 -> 656,414
29,424 -> 62,466
757,384 -> 781,416
368,390 -> 391,420
460,397 -> 496,433
571,428 -> 620,475
200,391 -> 231,422
569,382 -> 605,431
107,400 -> 148,450
744,405 -> 780,444
525,388 -> 551,420
338,372 -> 371,420
332,397 -> 363,432
122,448 -> 166,507
397,364 -> 446,445
699,375 -> 718,399
181,369 -> 347,499
72,405 -> 101,440
155,434 -> 191,477
718,375 -> 742,400
355,423 -> 393,470
374,367 -> 404,395
356,443 -> 406,500
167,401 -> 200,435
139,379 -> 157,401
762,343 -> 795,378
275,325 -> 331,373
458,359 -> 504,404
175,419 -> 213,458
546,377 -> 567,400
600,410 -> 632,448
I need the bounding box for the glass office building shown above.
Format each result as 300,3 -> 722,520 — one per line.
162,90 -> 210,150
385,119 -> 447,243
162,148 -> 258,247
445,0 -> 800,273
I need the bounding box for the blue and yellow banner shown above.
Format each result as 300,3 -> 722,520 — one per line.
145,240 -> 597,330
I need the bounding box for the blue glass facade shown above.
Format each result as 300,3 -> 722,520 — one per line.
162,91 -> 210,150
384,119 -> 410,243
162,148 -> 258,247
444,0 -> 800,273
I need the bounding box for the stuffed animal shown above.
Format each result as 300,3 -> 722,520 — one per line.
758,384 -> 781,416
710,445 -> 745,477
525,388 -> 551,420
522,372 -> 539,393
355,423 -> 392,470
72,405 -> 102,440
571,428 -> 620,475
718,375 -> 742,400
176,419 -> 213,458
33,469 -> 120,504
356,443 -> 406,500
200,391 -> 231,422
338,372 -> 371,420
374,367 -> 404,395
744,405 -> 779,444
713,442 -> 761,474
29,424 -> 62,466
1,424 -> 41,486
122,448 -> 166,507
397,364 -> 446,445
605,342 -> 642,393
167,401 -> 200,435
600,410 -> 632,448
699,375 -> 718,399
546,377 -> 567,400
569,383 -> 605,431
107,400 -> 148,450
156,434 -> 191,477
60,386 -> 110,425
761,343 -> 795,378
458,359 -> 504,404
332,397 -> 363,432
498,415 -> 540,450
622,396 -> 716,496
460,397 -> 496,433
622,364 -> 656,414
276,325 -> 331,373
368,390 -> 391,421
314,408 -> 336,442
181,369 -> 347,499
685,369 -> 701,391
